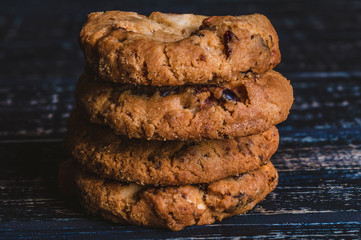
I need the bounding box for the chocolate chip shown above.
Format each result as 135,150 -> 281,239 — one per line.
221,89 -> 241,102
200,16 -> 218,29
199,54 -> 206,61
235,84 -> 249,99
201,96 -> 217,109
259,155 -> 264,161
223,31 -> 239,58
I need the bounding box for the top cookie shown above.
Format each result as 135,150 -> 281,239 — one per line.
80,11 -> 280,86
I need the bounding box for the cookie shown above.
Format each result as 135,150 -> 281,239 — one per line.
59,160 -> 278,231
64,111 -> 279,185
76,70 -> 293,140
80,11 -> 280,86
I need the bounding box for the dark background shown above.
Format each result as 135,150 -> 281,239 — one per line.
0,0 -> 360,239
1,0 -> 361,140
2,0 -> 361,81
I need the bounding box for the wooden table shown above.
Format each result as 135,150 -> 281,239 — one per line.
1,0 -> 360,238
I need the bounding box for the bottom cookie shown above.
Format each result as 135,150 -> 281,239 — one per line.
59,160 -> 278,231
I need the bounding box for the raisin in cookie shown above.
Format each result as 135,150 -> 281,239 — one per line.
76,70 -> 293,140
80,11 -> 280,86
59,160 -> 278,231
64,111 -> 279,185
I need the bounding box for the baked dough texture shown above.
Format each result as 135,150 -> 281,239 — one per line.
59,10 -> 288,231
64,111 -> 279,185
76,70 -> 293,140
59,160 -> 278,231
80,11 -> 280,86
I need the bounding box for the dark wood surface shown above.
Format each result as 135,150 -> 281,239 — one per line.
1,0 -> 360,239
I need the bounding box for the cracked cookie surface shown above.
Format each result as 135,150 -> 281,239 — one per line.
64,111 -> 279,185
76,70 -> 293,140
59,160 -> 278,231
80,11 -> 280,86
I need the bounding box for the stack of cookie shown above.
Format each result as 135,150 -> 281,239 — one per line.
59,11 -> 293,231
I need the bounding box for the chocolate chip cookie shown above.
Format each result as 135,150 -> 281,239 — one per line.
59,160 -> 278,231
80,11 -> 280,86
76,70 -> 293,140
64,111 -> 279,185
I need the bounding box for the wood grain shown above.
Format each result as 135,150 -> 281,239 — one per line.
1,0 -> 361,81
0,141 -> 360,238
0,0 -> 360,238
1,75 -> 360,140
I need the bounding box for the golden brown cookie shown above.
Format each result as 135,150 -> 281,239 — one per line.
64,111 -> 279,185
59,160 -> 278,231
76,70 -> 293,140
80,11 -> 280,86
